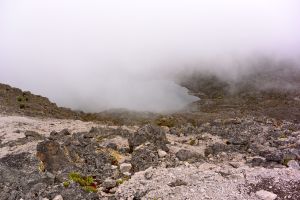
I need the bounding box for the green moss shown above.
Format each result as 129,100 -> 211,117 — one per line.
116,178 -> 124,185
282,158 -> 292,166
189,139 -> 196,146
279,133 -> 287,139
154,117 -> 176,127
67,172 -> 97,193
16,96 -> 23,102
63,181 -> 70,188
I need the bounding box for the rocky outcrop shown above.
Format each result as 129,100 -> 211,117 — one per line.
128,124 -> 169,152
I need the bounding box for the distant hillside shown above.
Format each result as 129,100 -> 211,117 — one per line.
0,83 -> 82,119
179,65 -> 300,122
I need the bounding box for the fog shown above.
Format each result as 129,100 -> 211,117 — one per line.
1,0 -> 300,112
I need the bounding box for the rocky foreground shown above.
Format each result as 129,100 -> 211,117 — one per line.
0,113 -> 299,200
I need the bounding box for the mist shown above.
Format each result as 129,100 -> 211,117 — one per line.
1,0 -> 300,112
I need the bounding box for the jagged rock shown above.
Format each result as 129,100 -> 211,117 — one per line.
255,190 -> 277,200
49,129 -> 71,141
120,163 -> 132,173
128,124 -> 168,152
131,143 -> 159,172
175,149 -> 202,162
36,140 -> 70,172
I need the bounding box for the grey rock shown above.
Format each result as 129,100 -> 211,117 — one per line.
102,178 -> 117,190
175,149 -> 202,162
128,124 -> 169,152
120,163 -> 132,173
106,142 -> 118,150
144,170 -> 153,180
131,143 -> 159,172
287,160 -> 300,170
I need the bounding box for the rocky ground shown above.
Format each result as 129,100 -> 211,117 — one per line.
0,68 -> 300,200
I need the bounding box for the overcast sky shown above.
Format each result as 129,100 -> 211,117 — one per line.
0,0 -> 299,112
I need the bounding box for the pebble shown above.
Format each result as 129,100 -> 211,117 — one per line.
52,195 -> 63,200
102,178 -> 117,190
158,149 -> 167,158
120,163 -> 132,173
256,190 -> 277,200
287,160 -> 300,170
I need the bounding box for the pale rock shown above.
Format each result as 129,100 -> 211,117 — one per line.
120,163 -> 132,173
52,195 -> 63,200
158,149 -> 167,158
256,190 -> 277,200
287,160 -> 300,170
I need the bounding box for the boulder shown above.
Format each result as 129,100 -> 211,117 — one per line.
128,124 -> 168,152
36,140 -> 70,172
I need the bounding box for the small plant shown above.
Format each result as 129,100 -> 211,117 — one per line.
282,158 -> 291,166
16,96 -> 23,102
63,181 -> 70,188
116,178 -> 124,185
109,149 -> 123,165
38,161 -> 45,172
67,172 -> 97,193
154,116 -> 176,127
83,186 -> 98,193
189,139 -> 196,145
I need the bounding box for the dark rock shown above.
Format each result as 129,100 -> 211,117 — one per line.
36,140 -> 70,172
24,130 -> 44,140
0,152 -> 31,169
131,143 -> 159,172
106,143 -> 118,150
227,138 -> 248,146
59,129 -> 71,136
175,149 -> 202,162
50,129 -> 71,140
128,124 -> 168,152
249,157 -> 265,167
14,129 -> 21,133
168,179 -> 188,187
266,153 -> 283,163
119,147 -> 130,154
205,142 -> 248,156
